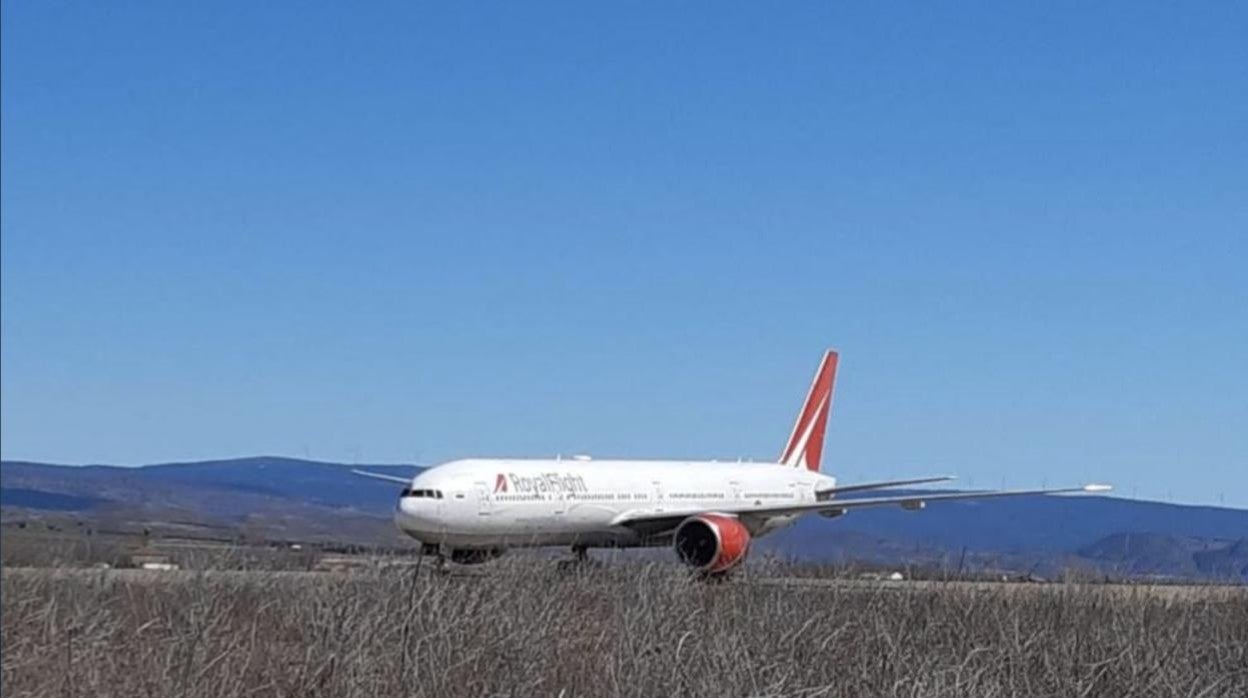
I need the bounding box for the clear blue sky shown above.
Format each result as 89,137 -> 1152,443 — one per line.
2,3 -> 1245,506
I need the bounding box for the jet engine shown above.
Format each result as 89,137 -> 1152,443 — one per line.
673,513 -> 751,574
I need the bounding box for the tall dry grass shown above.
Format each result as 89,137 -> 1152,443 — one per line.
3,558 -> 1246,697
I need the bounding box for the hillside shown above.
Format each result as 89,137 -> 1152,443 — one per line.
1,457 -> 417,516
0,457 -> 420,545
3,457 -> 1246,580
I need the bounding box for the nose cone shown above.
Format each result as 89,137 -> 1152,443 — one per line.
395,495 -> 422,523
394,497 -> 418,534
393,489 -> 442,539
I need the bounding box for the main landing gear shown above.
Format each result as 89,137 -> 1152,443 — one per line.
557,545 -> 596,572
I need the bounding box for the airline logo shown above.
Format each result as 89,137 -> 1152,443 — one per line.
496,472 -> 588,494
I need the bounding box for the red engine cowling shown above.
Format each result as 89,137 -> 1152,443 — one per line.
673,514 -> 751,574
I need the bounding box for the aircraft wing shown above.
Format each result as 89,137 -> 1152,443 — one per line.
351,469 -> 413,485
752,483 -> 1112,517
611,483 -> 1112,533
815,475 -> 955,497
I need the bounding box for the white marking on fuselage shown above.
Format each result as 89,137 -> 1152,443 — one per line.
783,396 -> 828,469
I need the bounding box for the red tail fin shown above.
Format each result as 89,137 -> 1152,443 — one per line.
779,350 -> 838,471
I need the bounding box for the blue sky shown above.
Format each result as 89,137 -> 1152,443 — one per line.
2,3 -> 1245,506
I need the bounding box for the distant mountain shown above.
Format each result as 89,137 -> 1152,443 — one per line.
1077,532 -> 1205,578
758,495 -> 1248,580
0,457 -> 422,545
1,457 -> 419,516
3,457 -> 1246,580
1193,538 -> 1248,580
1075,532 -> 1248,582
796,491 -> 1248,552
0,488 -> 107,511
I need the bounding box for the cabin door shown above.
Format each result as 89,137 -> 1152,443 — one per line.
474,482 -> 492,516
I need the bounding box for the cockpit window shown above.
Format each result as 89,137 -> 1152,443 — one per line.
400,488 -> 443,499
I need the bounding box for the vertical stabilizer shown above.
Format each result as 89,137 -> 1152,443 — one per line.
779,350 -> 838,471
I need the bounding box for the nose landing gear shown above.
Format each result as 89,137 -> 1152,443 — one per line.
418,543 -> 448,574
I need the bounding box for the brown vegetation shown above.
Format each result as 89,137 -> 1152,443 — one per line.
3,557 -> 1247,697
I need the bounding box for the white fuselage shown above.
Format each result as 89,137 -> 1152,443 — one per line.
395,458 -> 836,549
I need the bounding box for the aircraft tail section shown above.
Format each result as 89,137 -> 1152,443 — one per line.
779,350 -> 838,471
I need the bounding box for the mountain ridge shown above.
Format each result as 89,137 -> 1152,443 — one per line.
3,457 -> 1245,581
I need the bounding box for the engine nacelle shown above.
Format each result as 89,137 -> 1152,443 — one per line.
449,548 -> 506,565
673,513 -> 751,574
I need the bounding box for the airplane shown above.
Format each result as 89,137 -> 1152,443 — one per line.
356,350 -> 1110,574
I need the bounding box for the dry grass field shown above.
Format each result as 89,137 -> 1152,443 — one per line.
3,558 -> 1247,697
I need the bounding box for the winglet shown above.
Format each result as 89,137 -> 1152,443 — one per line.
780,350 -> 839,471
